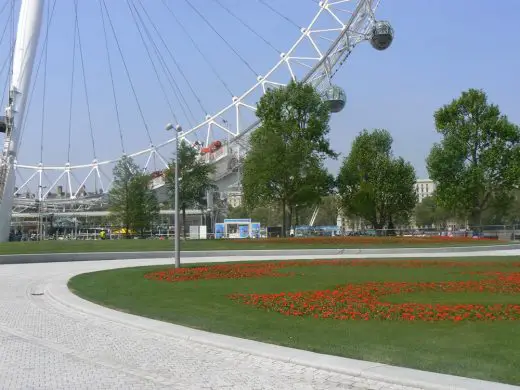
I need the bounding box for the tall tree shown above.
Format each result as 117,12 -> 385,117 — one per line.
165,142 -> 217,238
338,129 -> 417,232
479,191 -> 520,226
414,195 -> 451,228
313,195 -> 341,226
129,174 -> 160,234
427,89 -> 520,226
227,205 -> 283,226
242,81 -> 337,236
109,156 -> 159,237
289,162 -> 335,227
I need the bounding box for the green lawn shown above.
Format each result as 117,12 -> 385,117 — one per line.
0,237 -> 511,254
69,256 -> 520,385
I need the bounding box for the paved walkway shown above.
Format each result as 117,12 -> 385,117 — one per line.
1,252 -> 519,389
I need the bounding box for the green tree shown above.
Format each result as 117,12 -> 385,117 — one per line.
165,142 -> 217,238
338,129 -> 417,232
129,174 -> 160,234
480,190 -> 520,226
427,89 -> 520,226
414,195 -> 451,228
226,205 -> 249,220
109,156 -> 159,237
506,191 -> 520,225
242,81 -> 337,236
289,165 -> 335,226
227,205 -> 284,227
313,195 -> 340,226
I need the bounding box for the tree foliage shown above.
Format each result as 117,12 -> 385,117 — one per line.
479,190 -> 520,226
165,142 -> 217,238
227,205 -> 283,227
414,195 -> 451,228
109,155 -> 159,236
129,174 -> 160,233
227,195 -> 339,228
427,89 -> 520,225
338,129 -> 417,231
312,195 -> 340,226
242,81 -> 336,235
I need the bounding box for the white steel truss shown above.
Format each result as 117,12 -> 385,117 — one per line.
4,0 -> 387,221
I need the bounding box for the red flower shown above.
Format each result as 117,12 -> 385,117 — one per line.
230,272 -> 520,323
144,260 -> 520,323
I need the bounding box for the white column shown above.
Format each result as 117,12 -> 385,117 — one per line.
0,0 -> 44,241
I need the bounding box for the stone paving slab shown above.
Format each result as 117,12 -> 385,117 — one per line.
0,253 -> 519,389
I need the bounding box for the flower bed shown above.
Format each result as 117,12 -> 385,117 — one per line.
143,259 -> 518,283
230,271 -> 520,322
144,260 -> 520,322
228,236 -> 501,245
143,262 -> 298,282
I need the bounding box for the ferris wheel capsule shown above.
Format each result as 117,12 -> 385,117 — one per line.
321,85 -> 346,113
370,21 -> 394,51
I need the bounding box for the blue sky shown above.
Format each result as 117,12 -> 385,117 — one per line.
2,0 -> 519,185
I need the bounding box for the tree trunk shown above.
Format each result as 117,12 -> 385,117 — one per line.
288,205 -> 293,236
373,221 -> 384,236
281,199 -> 287,237
182,206 -> 187,240
469,208 -> 483,232
387,217 -> 396,236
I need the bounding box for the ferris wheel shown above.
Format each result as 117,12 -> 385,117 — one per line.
0,0 -> 393,241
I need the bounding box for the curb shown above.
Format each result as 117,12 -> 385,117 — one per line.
2,243 -> 520,264
45,258 -> 520,390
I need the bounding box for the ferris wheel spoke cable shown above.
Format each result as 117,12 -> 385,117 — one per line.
0,8 -> 14,112
66,0 -> 78,163
256,0 -> 301,30
98,0 -> 125,154
6,0 -> 14,122
130,1 -> 196,129
306,0 -> 344,14
130,10 -> 196,132
125,0 -> 180,126
0,2 -> 12,47
73,0 -> 97,160
39,0 -> 53,165
210,0 -> 280,54
100,0 -> 153,145
0,0 -> 10,18
135,1 -> 208,118
17,0 -> 57,154
0,55 -> 11,107
182,0 -> 258,77
159,0 -> 233,98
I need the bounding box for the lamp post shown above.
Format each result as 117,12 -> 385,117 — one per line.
166,123 -> 182,268
37,185 -> 47,241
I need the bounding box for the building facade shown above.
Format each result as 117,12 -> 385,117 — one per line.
415,179 -> 435,203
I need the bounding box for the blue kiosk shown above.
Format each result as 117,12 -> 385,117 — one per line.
215,218 -> 261,239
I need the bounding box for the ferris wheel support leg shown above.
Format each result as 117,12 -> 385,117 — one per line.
0,0 -> 44,242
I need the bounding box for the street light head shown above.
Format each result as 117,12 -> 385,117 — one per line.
165,123 -> 174,131
175,124 -> 182,133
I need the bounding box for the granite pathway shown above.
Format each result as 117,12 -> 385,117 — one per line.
1,251 -> 519,390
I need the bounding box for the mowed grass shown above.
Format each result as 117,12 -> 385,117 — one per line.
0,236 -> 511,254
69,256 -> 520,385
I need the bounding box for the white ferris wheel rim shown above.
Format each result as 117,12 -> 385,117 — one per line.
13,0 -> 380,173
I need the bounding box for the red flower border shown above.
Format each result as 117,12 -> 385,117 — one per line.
143,259 -> 519,283
230,271 -> 520,322
143,260 -> 520,322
